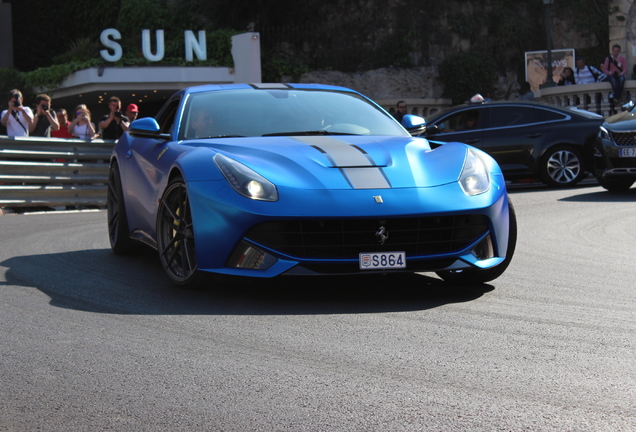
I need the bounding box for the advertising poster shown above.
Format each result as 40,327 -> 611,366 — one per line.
525,49 -> 575,92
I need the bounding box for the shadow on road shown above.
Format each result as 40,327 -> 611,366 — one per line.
558,187 -> 636,202
1,248 -> 494,316
506,177 -> 601,194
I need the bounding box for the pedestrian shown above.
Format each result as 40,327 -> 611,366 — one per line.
574,57 -> 605,84
99,96 -> 130,140
68,104 -> 98,140
29,94 -> 59,137
51,109 -> 73,138
602,44 -> 627,103
1,89 -> 34,137
393,101 -> 407,123
125,103 -> 139,122
557,67 -> 576,86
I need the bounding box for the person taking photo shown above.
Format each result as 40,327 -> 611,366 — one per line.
99,96 -> 130,140
1,89 -> 34,137
29,94 -> 59,137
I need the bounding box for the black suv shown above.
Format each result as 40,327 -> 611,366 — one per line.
590,101 -> 636,191
423,101 -> 604,187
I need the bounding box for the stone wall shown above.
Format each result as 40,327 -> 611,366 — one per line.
289,2 -> 616,103
292,66 -> 441,100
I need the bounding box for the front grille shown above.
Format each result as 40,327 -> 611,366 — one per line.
245,215 -> 490,259
610,131 -> 636,146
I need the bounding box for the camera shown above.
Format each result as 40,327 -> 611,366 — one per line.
42,104 -> 50,111
114,111 -> 123,118
12,99 -> 21,107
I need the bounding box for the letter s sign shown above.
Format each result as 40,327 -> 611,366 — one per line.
100,28 -> 123,62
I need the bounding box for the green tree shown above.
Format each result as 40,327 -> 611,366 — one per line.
439,52 -> 497,104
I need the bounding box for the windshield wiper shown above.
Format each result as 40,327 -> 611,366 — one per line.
262,130 -> 356,137
191,134 -> 245,139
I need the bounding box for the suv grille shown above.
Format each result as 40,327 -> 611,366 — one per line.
610,131 -> 636,146
246,215 -> 489,259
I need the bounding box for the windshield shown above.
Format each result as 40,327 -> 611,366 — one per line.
179,88 -> 408,140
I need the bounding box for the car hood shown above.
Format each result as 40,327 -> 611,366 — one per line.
603,111 -> 636,131
181,135 -> 473,189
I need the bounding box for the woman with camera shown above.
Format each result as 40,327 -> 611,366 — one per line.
29,94 -> 60,137
1,89 -> 34,137
68,104 -> 98,140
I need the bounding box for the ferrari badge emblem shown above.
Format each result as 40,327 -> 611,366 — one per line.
376,226 -> 389,245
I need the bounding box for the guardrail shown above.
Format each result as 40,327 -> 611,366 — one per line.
0,136 -> 114,212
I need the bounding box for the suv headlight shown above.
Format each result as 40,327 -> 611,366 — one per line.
599,126 -> 611,141
214,153 -> 278,201
459,148 -> 490,196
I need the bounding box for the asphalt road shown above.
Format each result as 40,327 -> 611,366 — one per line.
1,183 -> 635,431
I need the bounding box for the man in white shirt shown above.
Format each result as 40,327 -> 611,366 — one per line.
1,89 -> 34,137
574,58 -> 605,85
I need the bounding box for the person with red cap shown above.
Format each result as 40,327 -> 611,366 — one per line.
126,103 -> 139,122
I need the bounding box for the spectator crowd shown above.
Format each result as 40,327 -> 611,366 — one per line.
1,90 -> 140,139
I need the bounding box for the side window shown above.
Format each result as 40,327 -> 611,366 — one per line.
542,109 -> 568,122
157,98 -> 181,135
489,106 -> 544,128
435,109 -> 481,133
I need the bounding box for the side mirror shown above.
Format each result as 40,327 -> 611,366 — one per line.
401,114 -> 426,135
128,117 -> 171,141
621,100 -> 635,112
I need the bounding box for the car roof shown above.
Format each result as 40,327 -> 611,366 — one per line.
427,100 -> 601,121
448,100 -> 568,111
180,82 -> 360,95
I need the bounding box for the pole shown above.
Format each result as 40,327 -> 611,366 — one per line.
541,0 -> 556,88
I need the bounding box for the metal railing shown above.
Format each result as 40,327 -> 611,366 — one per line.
539,81 -> 636,117
0,136 -> 114,211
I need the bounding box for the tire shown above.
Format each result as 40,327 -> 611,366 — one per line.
436,200 -> 517,285
156,177 -> 202,288
541,145 -> 585,187
598,177 -> 635,192
107,163 -> 135,254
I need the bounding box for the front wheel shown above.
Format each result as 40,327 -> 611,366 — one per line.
156,177 -> 202,288
541,145 -> 585,187
107,162 -> 135,254
436,200 -> 517,285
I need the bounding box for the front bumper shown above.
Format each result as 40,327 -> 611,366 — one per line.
186,176 -> 510,278
595,138 -> 636,179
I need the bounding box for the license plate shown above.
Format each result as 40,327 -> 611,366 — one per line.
619,148 -> 636,157
359,251 -> 406,270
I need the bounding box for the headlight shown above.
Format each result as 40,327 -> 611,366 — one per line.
214,153 -> 278,201
599,126 -> 611,140
459,148 -> 490,196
